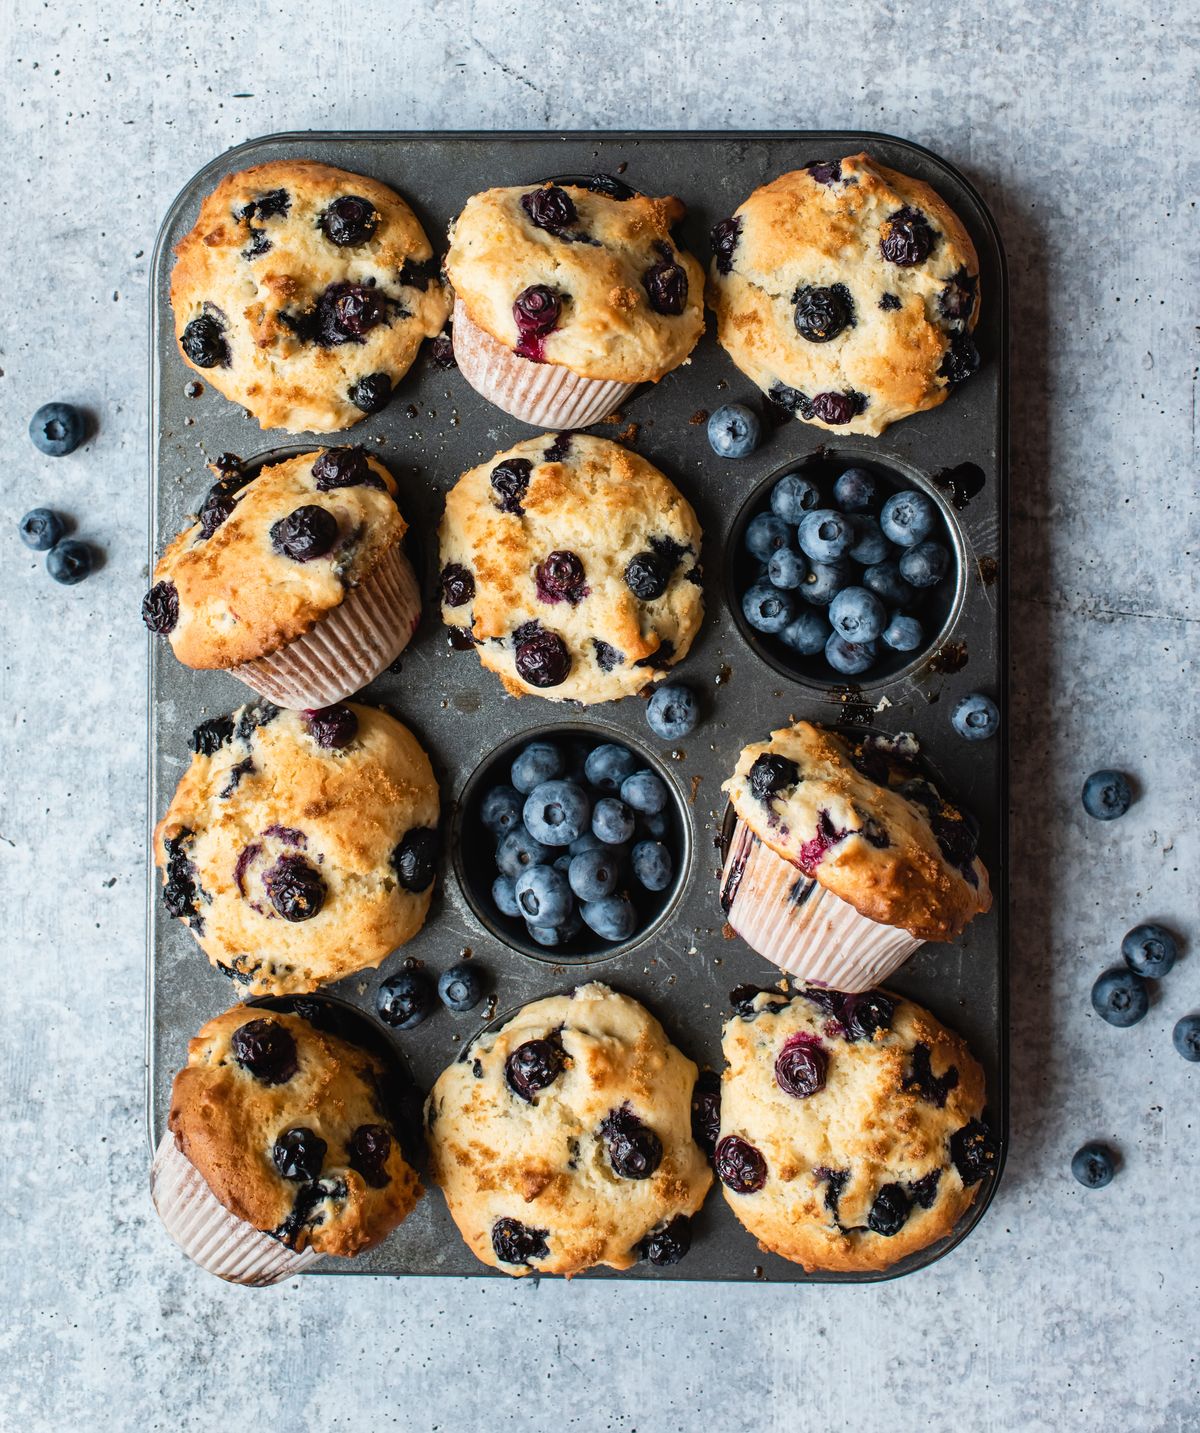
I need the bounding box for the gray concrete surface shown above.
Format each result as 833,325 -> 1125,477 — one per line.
1,1 -> 1197,1428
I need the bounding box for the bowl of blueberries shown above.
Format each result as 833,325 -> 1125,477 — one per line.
453,726 -> 691,962
727,451 -> 964,689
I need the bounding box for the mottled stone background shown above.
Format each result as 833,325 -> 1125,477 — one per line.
1,2 -> 1197,1428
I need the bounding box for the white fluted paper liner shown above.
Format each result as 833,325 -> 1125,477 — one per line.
231,543 -> 420,710
151,1130 -> 320,1286
720,817 -> 924,993
451,297 -> 636,429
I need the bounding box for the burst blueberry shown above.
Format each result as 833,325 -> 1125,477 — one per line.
377,969 -> 435,1030
270,505 -> 338,562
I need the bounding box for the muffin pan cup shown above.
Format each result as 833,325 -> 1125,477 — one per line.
148,130 -> 1008,1283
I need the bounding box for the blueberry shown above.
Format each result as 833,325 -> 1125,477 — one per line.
491,1217 -> 549,1267
637,811 -> 669,840
495,828 -> 553,879
438,963 -> 485,1012
825,632 -> 878,676
714,1135 -> 767,1193
514,629 -> 571,688
273,1127 -> 327,1182
377,969 -> 435,1030
480,785 -> 523,836
348,372 -> 392,413
584,743 -> 638,793
593,796 -> 636,846
793,284 -> 853,343
881,613 -> 923,652
142,580 -> 179,635
748,753 -> 799,801
304,704 -> 358,749
1071,1142 -> 1116,1189
580,894 -> 638,942
523,779 -> 591,846
833,467 -> 879,512
862,560 -> 916,608
801,560 -> 852,607
1082,769 -> 1132,821
347,1125 -> 393,1187
707,403 -> 761,459
1121,923 -> 1179,979
798,509 -> 854,562
744,513 -> 792,562
18,508 -> 64,551
230,1019 -> 298,1084
505,1037 -> 565,1102
569,847 -> 619,902
263,854 -> 326,921
623,551 -> 671,601
600,1107 -> 663,1179
743,580 -> 797,634
899,540 -> 950,589
620,769 -> 668,815
952,693 -> 1000,740
1172,1013 -> 1200,1062
491,875 -> 521,917
270,505 -> 338,562
511,741 -> 565,793
639,1215 -> 693,1266
646,683 -> 699,740
767,547 -> 807,590
847,515 -> 891,566
569,831 -> 605,856
514,864 -> 574,926
180,316 -> 229,370
829,587 -> 886,643
45,540 -> 93,585
880,490 -> 938,547
526,916 -> 581,947
631,840 -> 673,891
780,608 -> 832,655
1091,967 -> 1149,1027
770,472 -> 822,523
321,195 -> 378,247
391,828 -> 438,892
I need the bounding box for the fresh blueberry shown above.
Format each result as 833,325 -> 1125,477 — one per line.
568,830 -> 605,856
1071,1142 -> 1116,1189
862,560 -> 916,608
1091,967 -> 1149,1027
491,874 -> 521,917
771,472 -> 822,523
847,515 -> 891,565
646,684 -> 699,740
707,403 -> 761,459
45,540 -> 93,585
511,741 -> 564,794
899,540 -> 950,589
801,560 -> 852,607
1082,770 -> 1132,820
829,587 -> 886,643
376,969 -> 435,1030
1172,1013 -> 1200,1061
514,864 -> 574,926
553,853 -> 573,876
952,692 -> 1000,740
480,785 -> 523,837
495,827 -> 553,879
580,894 -> 638,942
881,613 -> 923,652
29,402 -> 84,456
1121,923 -> 1178,979
568,847 -> 619,902
833,467 -> 879,512
745,513 -> 792,562
523,780 -> 591,846
798,509 -> 855,563
880,490 -> 938,547
637,811 -> 669,840
19,508 -> 65,551
767,547 -> 807,590
780,608 -> 832,655
743,580 -> 797,634
584,743 -> 638,793
593,797 -> 636,846
527,908 -> 583,946
620,769 -> 668,815
438,963 -> 485,1012
825,632 -> 878,676
631,840 -> 673,891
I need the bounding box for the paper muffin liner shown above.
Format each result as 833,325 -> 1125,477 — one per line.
231,543 -> 420,710
720,817 -> 924,993
150,1129 -> 320,1285
451,297 -> 636,428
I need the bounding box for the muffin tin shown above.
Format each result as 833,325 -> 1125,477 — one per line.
147,130 -> 1008,1283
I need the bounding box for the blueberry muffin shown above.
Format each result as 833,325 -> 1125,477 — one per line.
152,1004 -> 421,1282
142,447 -> 420,709
708,152 -> 981,436
171,159 -> 449,432
446,177 -> 705,427
721,723 -> 990,992
715,986 -> 996,1273
153,701 -> 440,995
426,983 -> 712,1277
438,432 -> 703,703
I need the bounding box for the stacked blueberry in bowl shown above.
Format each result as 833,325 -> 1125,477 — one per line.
462,732 -> 685,957
731,460 -> 958,683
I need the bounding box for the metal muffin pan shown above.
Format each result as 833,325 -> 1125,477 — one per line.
147,130 -> 1008,1283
